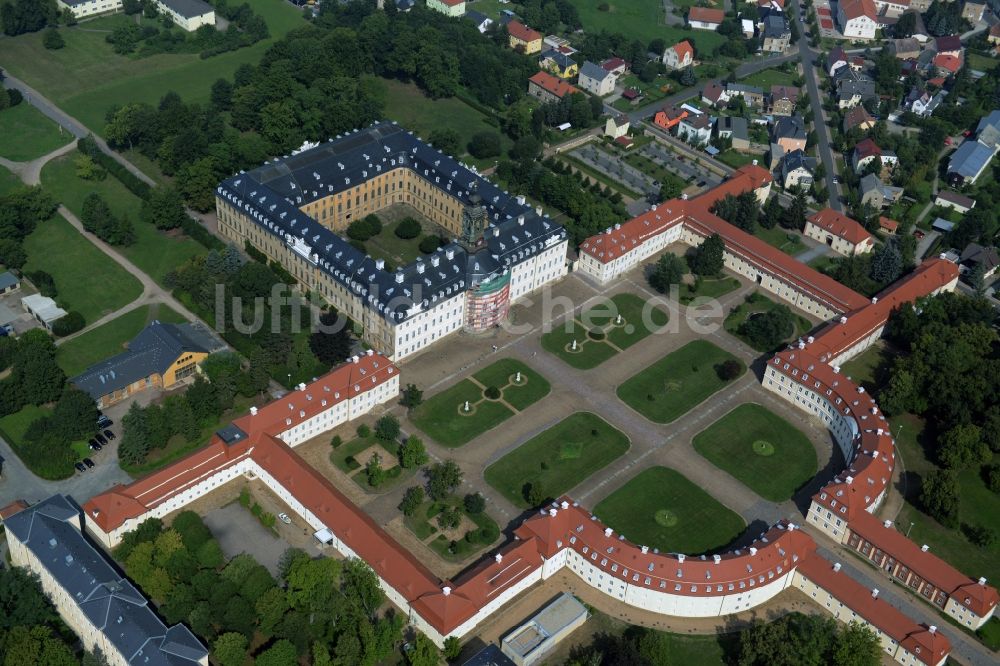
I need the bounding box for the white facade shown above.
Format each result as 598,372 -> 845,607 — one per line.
578,68 -> 615,96
154,0 -> 215,31
838,10 -> 877,39
57,0 -> 122,17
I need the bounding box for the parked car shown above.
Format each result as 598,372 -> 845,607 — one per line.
75,462 -> 87,473
88,439 -> 102,451
95,433 -> 107,445
82,458 -> 95,469
278,512 -> 292,525
103,429 -> 116,440
97,415 -> 112,428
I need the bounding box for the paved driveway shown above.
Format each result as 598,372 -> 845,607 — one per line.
203,503 -> 289,576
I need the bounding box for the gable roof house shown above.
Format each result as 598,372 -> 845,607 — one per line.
828,46 -> 850,76
726,82 -> 766,107
960,243 -> 1000,279
838,0 -> 878,39
962,1 -> 986,22
654,105 -> 689,131
975,110 -> 1000,149
600,57 -> 629,76
805,208 -> 874,255
578,61 -> 616,96
688,6 -> 725,30
852,138 -> 883,171
527,71 -> 579,103
539,50 -> 578,79
507,20 -> 543,54
781,150 -> 817,189
837,76 -> 877,109
677,113 -> 713,145
934,190 -> 976,214
772,114 -> 808,153
702,81 -> 729,107
663,40 -> 694,70
427,0 -> 466,17
860,173 -> 904,208
464,10 -> 493,33
71,321 -> 219,409
604,114 -> 630,140
889,37 -> 923,59
843,105 -> 876,132
947,140 -> 999,185
762,14 -> 792,52
904,88 -> 945,117
770,85 -> 800,115
717,116 -> 750,151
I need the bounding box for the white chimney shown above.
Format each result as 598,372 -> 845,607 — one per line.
840,316 -> 848,324
375,259 -> 385,270
752,159 -> 758,166
442,586 -> 451,596
250,406 -> 258,416
352,356 -> 359,364
678,554 -> 685,563
548,508 -> 557,518
298,382 -> 306,391
871,296 -> 878,304
366,349 -> 373,356
604,527 -> 613,537
939,252 -> 947,260
788,523 -> 796,531
535,206 -> 543,215
641,546 -> 649,554
807,336 -> 815,343
495,553 -> 503,564
833,562 -> 842,572
883,520 -> 892,528
560,501 -> 569,510
517,215 -> 525,226
833,365 -> 841,374
846,475 -> 854,485
921,544 -> 929,552
713,554 -> 721,564
872,588 -> 879,599
749,547 -> 757,556
929,625 -> 937,634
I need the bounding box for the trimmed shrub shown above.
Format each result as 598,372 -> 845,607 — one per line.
395,217 -> 421,240
484,386 -> 501,399
52,311 -> 85,337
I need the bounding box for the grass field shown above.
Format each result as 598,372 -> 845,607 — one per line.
678,276 -> 741,305
742,67 -> 798,89
617,340 -> 745,423
723,292 -> 813,352
410,358 -> 550,447
363,217 -> 431,269
891,413 -> 1000,588
40,150 -> 204,284
716,150 -> 755,169
485,412 -> 629,508
0,165 -> 23,195
0,103 -> 72,161
594,466 -> 745,554
0,404 -> 90,475
755,225 -> 807,255
542,293 -> 669,369
22,214 -> 143,324
966,52 -> 998,73
56,303 -> 186,377
569,0 -> 726,52
381,79 -> 507,165
693,403 -> 817,501
840,341 -> 895,393
0,0 -> 305,135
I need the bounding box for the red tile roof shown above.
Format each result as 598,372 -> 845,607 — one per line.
0,500 -> 29,521
507,20 -> 542,44
689,6 -> 725,23
820,18 -> 834,29
933,53 -> 963,73
853,137 -> 882,161
797,554 -> 952,665
878,216 -> 899,232
580,167 -> 870,314
438,0 -> 464,5
843,105 -> 875,130
807,208 -> 873,246
671,40 -> 694,62
839,0 -> 876,20
528,71 -> 579,99
601,57 -> 627,72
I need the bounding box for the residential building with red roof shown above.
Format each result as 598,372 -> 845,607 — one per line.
600,57 -> 628,76
653,105 -> 689,131
851,137 -> 883,171
933,52 -> 963,75
838,0 -> 877,39
527,71 -> 580,104
688,6 -> 725,30
506,20 -> 543,54
879,216 -> 899,234
662,40 -> 694,70
805,208 -> 874,255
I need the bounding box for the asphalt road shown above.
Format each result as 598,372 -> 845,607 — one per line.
790,0 -> 844,212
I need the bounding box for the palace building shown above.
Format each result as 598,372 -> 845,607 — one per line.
215,122 -> 568,361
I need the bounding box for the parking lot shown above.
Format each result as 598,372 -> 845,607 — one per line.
638,142 -> 722,189
569,143 -> 657,196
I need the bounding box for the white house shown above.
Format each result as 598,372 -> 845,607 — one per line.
837,0 -> 878,40
154,0 -> 216,32
56,0 -> 122,18
663,40 -> 694,70
578,61 -> 616,96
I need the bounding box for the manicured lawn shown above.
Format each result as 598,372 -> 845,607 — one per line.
0,165 -> 23,195
403,495 -> 502,562
839,341 -> 895,393
755,225 -> 807,255
678,276 -> 741,305
809,254 -> 838,274
692,403 -> 817,501
381,78 -> 508,164
485,412 -> 630,508
723,292 -> 813,352
56,303 -> 186,376
977,616 -> 1000,651
329,435 -> 413,494
966,52 -> 998,74
411,358 -> 550,447
472,358 -> 551,411
569,0 -> 726,52
40,150 -> 204,284
742,67 -> 798,89
0,404 -> 53,447
542,293 -> 669,369
617,340 -> 745,424
0,103 -> 71,161
0,0 -> 304,135
593,466 -> 745,554
22,214 -> 143,324
892,413 -> 1000,590
363,217 -> 431,269
716,150 -> 754,169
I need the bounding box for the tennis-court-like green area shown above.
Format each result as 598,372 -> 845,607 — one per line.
693,403 -> 818,501
594,466 -> 745,554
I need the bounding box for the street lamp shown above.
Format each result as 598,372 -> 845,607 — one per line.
906,521 -> 914,538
